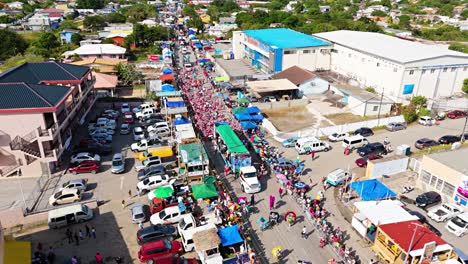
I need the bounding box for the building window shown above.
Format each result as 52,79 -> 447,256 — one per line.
430,175 -> 438,188
409,70 -> 414,75
443,67 -> 447,72
430,69 -> 435,73
451,67 -> 456,72
303,50 -> 310,54
436,178 -> 444,191
442,182 -> 455,196
376,63 -> 380,67
420,170 -> 431,184
373,106 -> 379,111
422,69 -> 426,74
284,50 -> 296,55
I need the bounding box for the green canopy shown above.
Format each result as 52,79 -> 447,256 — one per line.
215,76 -> 229,82
237,98 -> 249,104
203,175 -> 216,185
231,107 -> 248,115
192,183 -> 218,199
152,186 -> 174,198
215,124 -> 248,154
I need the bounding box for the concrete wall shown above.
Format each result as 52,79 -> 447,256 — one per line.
0,113 -> 45,140
282,47 -> 331,72
253,98 -> 309,111
346,96 -> 392,117
366,156 -> 409,179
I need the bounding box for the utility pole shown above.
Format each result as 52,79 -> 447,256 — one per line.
404,223 -> 423,264
377,88 -> 384,126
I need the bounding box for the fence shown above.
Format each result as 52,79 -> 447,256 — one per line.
431,97 -> 468,112
23,169 -> 49,214
408,158 -> 421,174
263,115 -> 405,142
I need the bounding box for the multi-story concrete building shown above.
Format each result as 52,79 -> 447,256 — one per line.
314,30 -> 468,103
232,28 -> 332,73
0,62 -> 96,177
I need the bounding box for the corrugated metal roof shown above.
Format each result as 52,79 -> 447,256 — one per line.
243,28 -> 331,49
0,83 -> 70,109
0,62 -> 89,83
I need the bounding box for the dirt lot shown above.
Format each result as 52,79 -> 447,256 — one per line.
325,113 -> 372,125
262,106 -> 318,132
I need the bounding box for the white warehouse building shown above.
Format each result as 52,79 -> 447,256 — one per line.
314,30 -> 468,103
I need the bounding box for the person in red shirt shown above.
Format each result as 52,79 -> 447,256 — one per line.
95,253 -> 103,263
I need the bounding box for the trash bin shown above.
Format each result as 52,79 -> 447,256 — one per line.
396,144 -> 411,156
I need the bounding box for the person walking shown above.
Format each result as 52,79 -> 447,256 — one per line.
250,194 -> 255,207
71,256 -> 78,264
278,187 -> 283,199
74,232 -> 79,246
301,226 -> 307,239
269,195 -> 276,210
66,229 -> 73,244
95,252 -> 103,263
91,227 -> 96,239
311,151 -> 316,161
128,189 -> 132,198
121,200 -> 125,209
85,224 -> 91,238
78,230 -> 83,240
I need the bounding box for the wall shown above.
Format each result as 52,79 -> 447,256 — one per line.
0,113 -> 45,140
79,54 -> 124,60
334,90 -> 393,117
366,156 -> 409,179
298,77 -> 329,95
253,99 -> 309,111
282,46 -> 331,72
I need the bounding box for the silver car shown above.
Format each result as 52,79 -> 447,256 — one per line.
59,179 -> 88,192
120,123 -> 131,135
131,203 -> 146,224
111,153 -> 125,174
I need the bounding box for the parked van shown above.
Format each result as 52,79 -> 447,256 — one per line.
180,224 -> 217,252
295,137 -> 330,154
138,146 -> 174,161
446,212 -> 468,237
342,135 -> 368,149
48,204 -> 93,229
325,168 -> 350,186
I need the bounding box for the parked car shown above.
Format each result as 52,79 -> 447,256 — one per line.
133,127 -> 146,141
121,103 -> 131,113
69,160 -> 100,175
91,133 -> 113,143
355,154 -> 383,167
137,224 -> 177,245
275,158 -> 294,168
147,122 -> 170,133
148,256 -> 198,264
357,142 -> 386,157
246,95 -> 258,102
282,137 -> 300,148
137,165 -> 166,181
137,175 -> 175,193
73,143 -> 112,156
111,153 -> 125,174
438,135 -> 461,144
70,152 -> 101,164
134,156 -> 177,172
414,138 -> 439,149
328,132 -> 349,142
150,207 -> 186,225
131,203 -> 147,224
427,203 -> 464,222
59,179 -> 88,192
123,112 -> 134,124
120,123 -> 131,135
137,239 -> 183,263
353,127 -> 374,137
386,122 -> 406,132
418,116 -> 436,126
461,133 -> 468,141
415,191 -> 442,209
447,110 -> 467,119
89,128 -> 115,136
103,109 -> 119,119
148,127 -> 170,138
131,138 -> 165,152
49,189 -> 81,206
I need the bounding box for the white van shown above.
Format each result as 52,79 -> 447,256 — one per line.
295,137 -> 330,154
180,223 -> 217,252
446,212 -> 468,237
325,168 -> 350,186
342,135 -> 368,149
48,204 -> 94,229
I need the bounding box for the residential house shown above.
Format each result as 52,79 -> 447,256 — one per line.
453,5 -> 465,16
59,29 -> 80,44
6,1 -> 23,9
71,58 -> 125,74
207,24 -> 237,37
26,13 -> 52,31
103,23 -> 133,34
62,44 -> 126,60
93,72 -> 118,96
219,16 -> 236,24
139,19 -> 158,27
38,8 -> 64,19
80,39 -> 101,46
0,62 -> 96,177
372,220 -> 456,264
106,33 -> 128,46
272,65 -> 317,90
284,1 -> 298,12
319,6 -> 330,13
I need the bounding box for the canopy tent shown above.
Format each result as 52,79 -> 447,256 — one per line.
246,106 -> 261,114
198,58 -> 211,63
192,183 -> 218,199
232,107 -> 248,115
152,186 -> 174,198
165,97 -> 185,108
215,76 -> 229,82
350,179 -> 396,201
203,175 -> 216,185
240,121 -> 257,130
162,68 -> 173,74
354,200 -> 418,226
237,97 -> 249,104
173,117 -> 190,125
160,74 -> 174,81
218,225 -> 244,247
234,113 -> 252,121
178,142 -> 208,164
161,84 -> 175,92
156,91 -> 181,97
250,114 -> 264,122
195,43 -> 203,49
215,124 -> 248,154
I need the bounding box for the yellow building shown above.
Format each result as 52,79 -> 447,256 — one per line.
200,14 -> 211,23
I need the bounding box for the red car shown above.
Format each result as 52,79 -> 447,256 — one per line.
447,110 -> 467,119
123,112 -> 134,123
355,154 -> 382,167
151,256 -> 199,264
69,160 -> 100,174
137,240 -> 183,263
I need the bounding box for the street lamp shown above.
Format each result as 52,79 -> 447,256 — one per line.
404,222 -> 424,264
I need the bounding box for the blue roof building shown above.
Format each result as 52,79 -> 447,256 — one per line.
232,28 -> 331,73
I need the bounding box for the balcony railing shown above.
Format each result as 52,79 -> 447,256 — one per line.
0,164 -> 20,177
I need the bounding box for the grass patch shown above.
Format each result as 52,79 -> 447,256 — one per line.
133,84 -> 146,90
19,31 -> 41,42
411,142 -> 467,157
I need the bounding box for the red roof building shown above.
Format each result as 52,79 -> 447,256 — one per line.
372,220 -> 456,264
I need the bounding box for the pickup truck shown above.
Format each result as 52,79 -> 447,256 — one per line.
177,212 -> 221,235
149,197 -> 191,215
131,138 -> 163,152
427,203 -> 464,222
134,155 -> 177,172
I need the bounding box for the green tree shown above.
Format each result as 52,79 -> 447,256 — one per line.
115,63 -> 141,86
0,53 -> 44,71
77,0 -> 105,9
32,32 -> 59,57
371,10 -> 387,17
448,42 -> 468,53
0,29 -> 28,60
411,96 -> 427,107
0,16 -> 12,24
65,10 -> 79,20
189,18 -> 204,33
399,15 -> 411,28
463,79 -> 468,94
57,19 -> 79,30
182,4 -> 197,18
461,9 -> 468,20
83,15 -> 106,31
105,12 -> 126,23
402,104 -> 418,123
71,33 -> 82,45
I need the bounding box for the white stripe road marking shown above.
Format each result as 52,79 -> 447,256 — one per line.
120,176 -> 124,190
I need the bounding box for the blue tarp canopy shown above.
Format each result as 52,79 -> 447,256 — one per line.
195,43 -> 203,49
218,225 -> 244,247
235,113 -> 252,121
246,106 -> 261,114
250,114 -> 264,122
161,84 -> 175,92
240,121 -> 257,130
162,68 -> 173,74
349,179 -> 396,201
174,118 -> 190,125
166,101 -> 184,108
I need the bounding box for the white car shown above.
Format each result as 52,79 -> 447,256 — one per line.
70,152 -> 101,164
328,132 -> 349,142
150,206 -> 185,225
120,123 -> 131,135
121,103 -> 131,113
427,203 -> 464,222
111,153 -> 125,174
49,188 -> 81,206
148,127 -> 170,138
133,127 -> 146,141
89,128 -> 114,136
418,116 -> 436,126
103,109 -> 119,118
136,175 -> 175,193
147,122 -> 170,133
